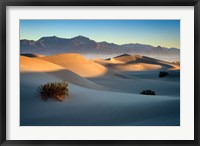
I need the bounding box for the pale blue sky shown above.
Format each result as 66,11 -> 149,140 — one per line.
20,20 -> 180,48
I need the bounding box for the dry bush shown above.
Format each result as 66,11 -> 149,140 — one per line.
140,90 -> 156,95
159,71 -> 169,78
37,82 -> 68,101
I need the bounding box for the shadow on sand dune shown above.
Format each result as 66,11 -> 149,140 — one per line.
20,71 -> 180,126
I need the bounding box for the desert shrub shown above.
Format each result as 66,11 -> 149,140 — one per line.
140,90 -> 156,95
159,71 -> 169,78
37,81 -> 68,101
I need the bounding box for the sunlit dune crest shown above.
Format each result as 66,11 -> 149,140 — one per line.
92,58 -> 124,65
38,53 -> 108,77
112,54 -> 142,63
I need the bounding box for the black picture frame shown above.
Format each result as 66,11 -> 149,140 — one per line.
0,0 -> 199,145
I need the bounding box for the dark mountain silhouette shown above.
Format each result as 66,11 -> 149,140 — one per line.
20,35 -> 180,61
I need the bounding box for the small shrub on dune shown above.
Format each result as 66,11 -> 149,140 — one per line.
140,90 -> 156,95
37,82 -> 68,101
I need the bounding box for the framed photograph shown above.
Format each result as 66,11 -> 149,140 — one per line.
0,0 -> 199,145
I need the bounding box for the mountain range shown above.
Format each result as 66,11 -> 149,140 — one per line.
20,35 -> 180,61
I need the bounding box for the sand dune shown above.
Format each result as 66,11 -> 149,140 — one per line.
21,56 -> 64,72
38,53 -> 132,78
110,63 -> 162,71
93,58 -> 124,65
126,56 -> 180,70
38,53 -> 109,78
112,54 -> 142,63
20,53 -> 180,126
93,54 -> 180,72
20,56 -> 102,89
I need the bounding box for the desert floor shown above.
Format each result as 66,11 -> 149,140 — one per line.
20,53 -> 180,126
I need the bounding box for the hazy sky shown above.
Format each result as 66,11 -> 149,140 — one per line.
20,20 -> 180,48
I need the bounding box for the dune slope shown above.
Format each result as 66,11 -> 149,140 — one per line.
21,71 -> 180,126
38,53 -> 109,78
93,54 -> 180,72
20,56 -> 102,89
